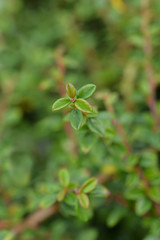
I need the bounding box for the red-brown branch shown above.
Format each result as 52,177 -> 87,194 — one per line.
141,0 -> 160,131
13,203 -> 59,235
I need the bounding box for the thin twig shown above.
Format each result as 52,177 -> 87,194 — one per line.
141,0 -> 160,131
54,46 -> 78,157
13,203 -> 59,235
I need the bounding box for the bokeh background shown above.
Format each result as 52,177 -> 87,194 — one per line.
1,0 -> 160,239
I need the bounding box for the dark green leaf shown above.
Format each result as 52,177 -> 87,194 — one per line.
76,203 -> 91,221
106,207 -> 126,227
64,192 -> 78,206
69,109 -> 83,130
87,118 -> 104,136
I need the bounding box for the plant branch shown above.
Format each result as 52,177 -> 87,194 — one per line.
141,0 -> 160,131
54,46 -> 78,157
12,203 -> 59,235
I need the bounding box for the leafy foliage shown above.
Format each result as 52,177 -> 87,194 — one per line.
0,0 -> 160,240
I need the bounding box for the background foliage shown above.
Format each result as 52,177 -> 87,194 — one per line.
0,0 -> 160,239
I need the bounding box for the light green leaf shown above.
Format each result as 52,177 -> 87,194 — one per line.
77,84 -> 96,99
135,197 -> 152,216
77,193 -> 90,209
58,168 -> 70,187
75,99 -> 93,113
80,178 -> 98,193
52,98 -> 70,111
69,109 -> 83,130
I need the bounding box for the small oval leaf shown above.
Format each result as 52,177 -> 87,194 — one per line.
58,168 -> 70,187
77,193 -> 90,209
75,99 -> 93,113
80,178 -> 98,193
77,84 -> 96,99
69,109 -> 83,130
66,83 -> 76,98
52,98 -> 70,111
135,197 -> 152,216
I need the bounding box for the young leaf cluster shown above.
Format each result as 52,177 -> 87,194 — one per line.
52,83 -> 96,130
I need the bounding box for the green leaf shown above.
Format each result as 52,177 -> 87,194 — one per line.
58,168 -> 70,187
75,99 -> 93,113
77,84 -> 96,99
66,83 -> 76,98
69,109 -> 83,130
60,203 -> 76,217
76,203 -> 91,221
80,178 -> 98,193
86,108 -> 98,118
57,188 -> 67,202
87,118 -> 104,136
39,193 -> 57,209
148,187 -> 160,203
106,207 -> 125,227
124,189 -> 143,200
77,193 -> 90,209
90,185 -> 110,198
52,98 -> 70,111
135,197 -> 152,216
79,132 -> 97,153
64,192 -> 78,206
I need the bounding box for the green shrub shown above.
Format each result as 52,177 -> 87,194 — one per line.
0,0 -> 160,240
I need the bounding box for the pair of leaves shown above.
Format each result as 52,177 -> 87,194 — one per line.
77,178 -> 98,209
52,84 -> 96,112
52,98 -> 93,113
66,83 -> 96,100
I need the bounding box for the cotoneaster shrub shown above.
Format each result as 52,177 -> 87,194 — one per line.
1,0 -> 160,240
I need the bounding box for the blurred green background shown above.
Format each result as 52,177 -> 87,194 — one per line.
0,0 -> 160,239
